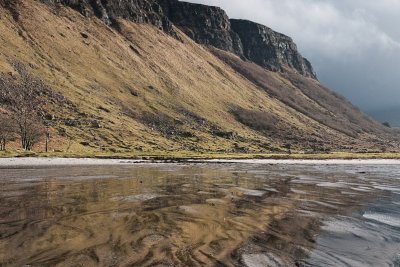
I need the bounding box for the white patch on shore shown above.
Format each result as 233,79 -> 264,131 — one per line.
236,187 -> 265,196
179,205 -> 199,214
317,182 -> 347,188
321,219 -> 369,236
308,200 -> 338,209
351,186 -> 373,192
112,194 -> 160,202
264,187 -> 279,193
363,212 -> 400,228
242,253 -> 285,267
291,189 -> 307,194
373,186 -> 400,193
206,198 -> 226,205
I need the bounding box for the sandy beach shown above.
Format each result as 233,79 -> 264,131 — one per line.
0,157 -> 400,167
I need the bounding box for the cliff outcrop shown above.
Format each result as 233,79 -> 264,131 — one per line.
33,0 -> 316,78
231,19 -> 316,78
158,0 -> 243,55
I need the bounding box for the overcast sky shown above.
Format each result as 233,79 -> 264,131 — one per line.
187,0 -> 400,124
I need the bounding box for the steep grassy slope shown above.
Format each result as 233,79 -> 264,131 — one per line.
210,48 -> 392,138
0,0 -> 397,154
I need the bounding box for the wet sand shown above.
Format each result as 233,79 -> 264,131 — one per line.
0,162 -> 399,266
0,157 -> 145,167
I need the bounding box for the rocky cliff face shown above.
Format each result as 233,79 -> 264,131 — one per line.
39,0 -> 177,36
35,0 -> 316,78
158,0 -> 243,55
157,1 -> 316,79
230,19 -> 316,79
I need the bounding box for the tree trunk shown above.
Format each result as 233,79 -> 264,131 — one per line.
45,130 -> 49,153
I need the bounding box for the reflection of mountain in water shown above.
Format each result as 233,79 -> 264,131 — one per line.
0,164 -> 398,266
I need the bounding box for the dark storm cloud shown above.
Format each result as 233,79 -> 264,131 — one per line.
186,0 -> 400,124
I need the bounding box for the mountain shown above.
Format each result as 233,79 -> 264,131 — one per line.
0,0 -> 397,155
368,107 -> 400,128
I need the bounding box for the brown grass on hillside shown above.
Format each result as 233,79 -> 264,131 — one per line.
0,0 -> 397,154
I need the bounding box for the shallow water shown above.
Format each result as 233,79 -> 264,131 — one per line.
0,163 -> 399,266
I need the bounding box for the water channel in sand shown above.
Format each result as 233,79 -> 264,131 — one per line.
0,161 -> 399,266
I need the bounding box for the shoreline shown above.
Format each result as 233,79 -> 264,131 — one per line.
1,151 -> 400,161
1,157 -> 400,167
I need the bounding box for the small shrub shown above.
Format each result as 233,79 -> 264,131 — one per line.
130,89 -> 140,97
382,122 -> 391,128
231,107 -> 278,133
98,106 -> 110,113
141,112 -> 183,136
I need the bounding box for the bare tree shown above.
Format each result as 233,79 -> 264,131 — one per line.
0,113 -> 15,151
0,62 -> 45,150
12,78 -> 45,150
13,109 -> 44,151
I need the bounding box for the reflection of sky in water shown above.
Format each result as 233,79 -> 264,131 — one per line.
0,163 -> 399,266
306,197 -> 400,267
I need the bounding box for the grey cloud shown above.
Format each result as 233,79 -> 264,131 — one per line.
186,0 -> 400,125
